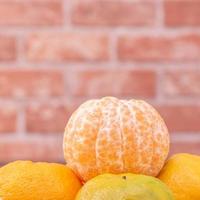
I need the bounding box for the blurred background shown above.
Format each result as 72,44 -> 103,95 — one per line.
0,0 -> 200,165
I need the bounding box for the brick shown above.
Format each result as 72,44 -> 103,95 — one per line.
26,33 -> 109,62
68,69 -> 156,98
157,105 -> 200,132
0,1 -> 62,26
0,69 -> 64,98
170,141 -> 200,156
163,70 -> 200,97
0,137 -> 64,164
0,104 -> 17,133
165,0 -> 200,26
0,35 -> 16,61
26,103 -> 70,133
72,0 -> 156,26
118,34 -> 200,61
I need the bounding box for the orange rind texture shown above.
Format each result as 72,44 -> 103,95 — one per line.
0,161 -> 82,200
63,97 -> 169,181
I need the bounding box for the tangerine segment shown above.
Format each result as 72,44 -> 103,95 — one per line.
96,97 -> 123,173
124,100 -> 154,174
64,100 -> 100,180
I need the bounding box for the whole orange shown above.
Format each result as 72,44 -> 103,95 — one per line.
63,97 -> 169,181
0,161 -> 82,200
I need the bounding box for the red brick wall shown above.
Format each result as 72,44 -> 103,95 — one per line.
0,0 -> 200,165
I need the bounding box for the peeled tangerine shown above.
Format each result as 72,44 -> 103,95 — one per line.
76,173 -> 174,200
0,161 -> 82,200
63,97 -> 169,181
158,153 -> 200,200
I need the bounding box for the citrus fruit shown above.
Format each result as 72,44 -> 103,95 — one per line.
63,96 -> 169,181
158,153 -> 200,200
76,173 -> 174,200
0,161 -> 82,200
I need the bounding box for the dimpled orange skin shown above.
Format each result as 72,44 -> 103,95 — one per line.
0,161 -> 82,200
63,97 -> 169,182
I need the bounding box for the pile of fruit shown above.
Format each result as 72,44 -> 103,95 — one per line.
0,97 -> 200,200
